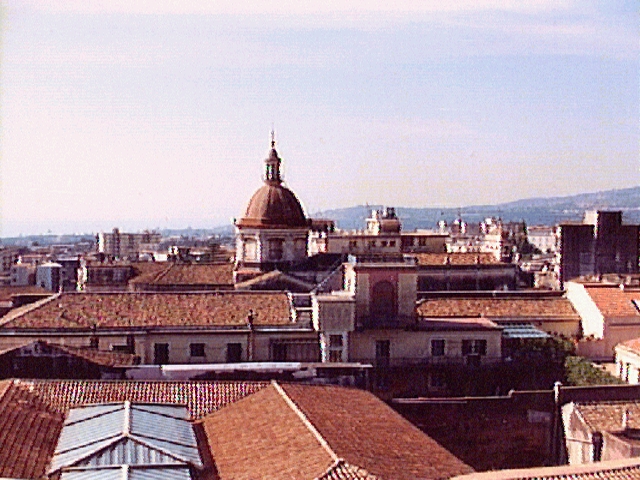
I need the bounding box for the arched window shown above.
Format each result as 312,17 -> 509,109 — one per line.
371,280 -> 396,322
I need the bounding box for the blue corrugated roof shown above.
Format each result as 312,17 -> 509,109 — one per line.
60,465 -> 193,480
500,322 -> 550,339
49,402 -> 203,476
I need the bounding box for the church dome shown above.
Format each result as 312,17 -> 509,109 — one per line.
236,137 -> 308,229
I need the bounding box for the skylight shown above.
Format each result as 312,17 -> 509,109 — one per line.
49,402 -> 203,477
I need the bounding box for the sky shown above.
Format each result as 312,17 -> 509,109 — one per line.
1,1 -> 638,236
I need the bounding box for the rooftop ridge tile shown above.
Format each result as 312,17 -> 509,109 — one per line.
272,380 -> 339,463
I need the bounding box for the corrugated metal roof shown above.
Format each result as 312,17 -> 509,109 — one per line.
500,322 -> 550,339
60,465 -> 193,480
49,402 -> 203,476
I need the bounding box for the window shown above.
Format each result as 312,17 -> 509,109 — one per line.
429,371 -> 447,389
190,343 -> 205,358
226,343 -> 242,363
462,339 -> 487,356
371,281 -> 397,323
271,341 -> 320,362
243,239 -> 257,260
329,335 -> 343,348
328,334 -> 344,363
389,240 -> 396,247
153,343 -> 169,365
268,239 -> 284,261
375,340 -> 391,367
431,339 -> 445,357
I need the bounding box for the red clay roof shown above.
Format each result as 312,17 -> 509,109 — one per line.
0,380 -> 470,480
204,382 -> 472,480
417,296 -> 579,319
451,456 -> 640,479
281,383 -> 473,480
0,292 -> 292,330
584,286 -> 640,318
0,285 -> 53,302
20,379 -> 269,419
203,383 -> 337,479
573,400 -> 640,434
130,262 -> 234,286
619,337 -> 640,354
0,340 -> 139,367
414,253 -> 501,266
0,380 -> 64,479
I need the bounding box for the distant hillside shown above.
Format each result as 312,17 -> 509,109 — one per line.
311,186 -> 640,231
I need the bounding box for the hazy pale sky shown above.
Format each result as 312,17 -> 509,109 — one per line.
1,1 -> 638,236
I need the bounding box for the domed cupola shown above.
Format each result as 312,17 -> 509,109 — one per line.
234,133 -> 310,280
236,135 -> 308,229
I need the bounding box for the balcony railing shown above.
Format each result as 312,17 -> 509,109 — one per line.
349,355 -> 503,368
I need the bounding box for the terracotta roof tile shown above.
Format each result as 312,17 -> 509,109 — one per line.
21,379 -> 268,419
414,253 -> 501,266
451,457 -> 640,479
0,291 -> 292,330
203,383 -> 336,479
620,337 -> 640,354
0,380 -> 64,479
584,286 -> 640,318
0,286 -> 53,302
318,460 -> 381,480
0,340 -> 139,367
573,400 -> 640,433
417,297 -> 579,319
131,262 -> 234,286
281,383 -> 474,480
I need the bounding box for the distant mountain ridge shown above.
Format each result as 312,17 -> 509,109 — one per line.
2,187 -> 638,243
311,186 -> 640,231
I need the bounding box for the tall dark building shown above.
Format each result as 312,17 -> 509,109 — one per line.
558,211 -> 639,287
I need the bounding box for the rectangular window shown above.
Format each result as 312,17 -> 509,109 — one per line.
462,339 -> 487,356
271,341 -> 320,362
226,343 -> 242,363
153,343 -> 169,365
431,339 -> 445,357
190,343 -> 206,357
375,340 -> 391,367
329,335 -> 343,348
329,350 -> 343,362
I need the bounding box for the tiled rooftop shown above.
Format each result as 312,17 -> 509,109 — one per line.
619,337 -> 640,354
0,380 -> 64,479
131,262 -> 235,286
451,457 -> 640,479
0,285 -> 53,302
0,291 -> 292,330
573,400 -> 640,434
584,285 -> 640,318
417,296 -> 579,319
0,340 -> 139,367
205,382 -> 472,480
0,379 -> 469,480
414,253 -> 502,266
19,379 -> 269,419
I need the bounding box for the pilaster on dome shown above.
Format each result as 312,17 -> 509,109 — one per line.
264,130 -> 282,185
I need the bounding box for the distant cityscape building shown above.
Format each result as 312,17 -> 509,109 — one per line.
557,211 -> 639,287
96,228 -> 162,261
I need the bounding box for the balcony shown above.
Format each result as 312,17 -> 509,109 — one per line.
350,355 -> 503,368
